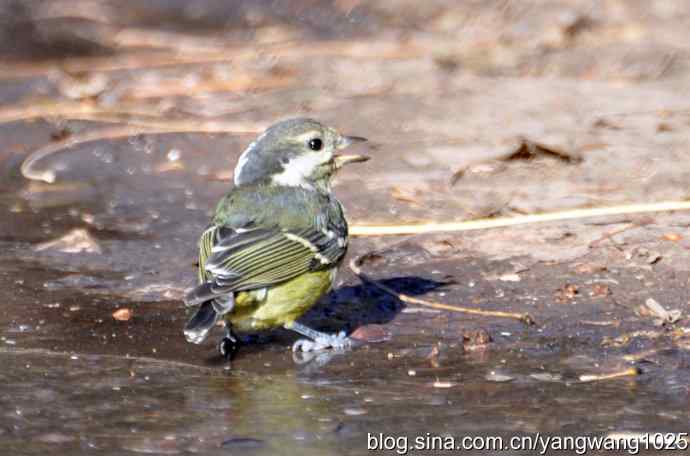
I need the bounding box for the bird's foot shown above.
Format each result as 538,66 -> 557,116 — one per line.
217,327 -> 239,360
292,349 -> 341,367
218,337 -> 239,360
292,330 -> 352,352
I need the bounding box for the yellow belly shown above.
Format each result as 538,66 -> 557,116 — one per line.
227,268 -> 336,332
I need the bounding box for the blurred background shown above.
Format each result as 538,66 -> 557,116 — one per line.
1,1 -> 690,455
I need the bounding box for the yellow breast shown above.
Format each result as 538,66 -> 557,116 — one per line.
227,268 -> 337,332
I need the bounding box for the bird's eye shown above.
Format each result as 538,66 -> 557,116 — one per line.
308,138 -> 323,151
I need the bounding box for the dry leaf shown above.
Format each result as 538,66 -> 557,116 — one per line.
556,283 -> 579,302
390,186 -> 420,205
350,325 -> 391,343
35,229 -> 102,254
504,137 -> 583,163
590,283 -> 611,298
642,298 -> 681,326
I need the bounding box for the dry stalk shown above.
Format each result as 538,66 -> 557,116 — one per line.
350,201 -> 690,237
349,256 -> 535,325
579,367 -> 641,383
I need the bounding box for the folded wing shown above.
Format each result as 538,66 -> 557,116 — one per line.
184,224 -> 343,307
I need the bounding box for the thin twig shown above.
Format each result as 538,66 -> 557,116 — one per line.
349,256 -> 535,325
350,201 -> 690,236
0,347 -> 222,374
0,39 -> 422,80
622,348 -> 669,363
578,367 -> 641,383
21,122 -> 264,183
0,71 -> 291,123
0,100 -> 164,124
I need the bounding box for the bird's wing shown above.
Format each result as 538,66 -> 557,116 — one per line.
185,224 -> 343,306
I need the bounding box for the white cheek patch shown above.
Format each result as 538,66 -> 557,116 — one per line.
271,151 -> 331,189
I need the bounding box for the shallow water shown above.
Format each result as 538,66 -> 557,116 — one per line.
2,1 -> 690,454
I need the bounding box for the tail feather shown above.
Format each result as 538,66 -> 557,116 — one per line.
184,301 -> 220,344
183,291 -> 235,344
184,282 -> 217,307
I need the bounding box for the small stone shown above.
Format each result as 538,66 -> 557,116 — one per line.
499,273 -> 521,282
112,308 -> 133,321
486,371 -> 515,382
166,149 -> 181,162
344,408 -> 367,416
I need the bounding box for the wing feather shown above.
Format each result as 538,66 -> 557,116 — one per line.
187,223 -> 346,307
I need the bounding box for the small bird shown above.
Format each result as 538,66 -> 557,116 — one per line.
184,118 -> 368,358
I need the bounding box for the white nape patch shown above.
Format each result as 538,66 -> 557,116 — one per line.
234,130 -> 268,185
271,152 -> 329,190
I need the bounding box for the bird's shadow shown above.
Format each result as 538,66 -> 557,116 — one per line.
303,275 -> 449,333
219,275 -> 450,359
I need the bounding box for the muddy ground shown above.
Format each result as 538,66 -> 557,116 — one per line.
1,1 -> 690,454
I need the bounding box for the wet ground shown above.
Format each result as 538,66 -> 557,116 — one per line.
2,1 -> 690,454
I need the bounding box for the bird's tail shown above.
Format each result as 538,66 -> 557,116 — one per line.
183,284 -> 234,344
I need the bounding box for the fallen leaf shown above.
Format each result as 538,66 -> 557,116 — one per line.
656,123 -> 673,133
574,263 -> 607,274
390,186 -> 421,206
504,137 -> 583,163
35,229 -> 102,254
556,283 -> 579,302
640,298 -> 682,326
350,324 -> 391,343
463,328 -> 491,346
590,283 -> 611,298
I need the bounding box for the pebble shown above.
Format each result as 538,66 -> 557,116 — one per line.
344,408 -> 367,416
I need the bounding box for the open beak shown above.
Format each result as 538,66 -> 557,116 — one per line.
334,135 -> 369,168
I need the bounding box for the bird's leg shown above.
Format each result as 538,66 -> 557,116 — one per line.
218,324 -> 240,360
285,321 -> 352,352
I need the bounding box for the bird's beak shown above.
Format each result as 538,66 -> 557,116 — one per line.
334,135 -> 369,168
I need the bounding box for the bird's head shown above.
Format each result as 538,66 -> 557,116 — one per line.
233,118 -> 368,193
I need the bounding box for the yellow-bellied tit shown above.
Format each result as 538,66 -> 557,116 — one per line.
184,118 -> 368,358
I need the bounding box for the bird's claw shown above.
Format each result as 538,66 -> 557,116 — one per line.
218,336 -> 239,360
292,330 -> 352,352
